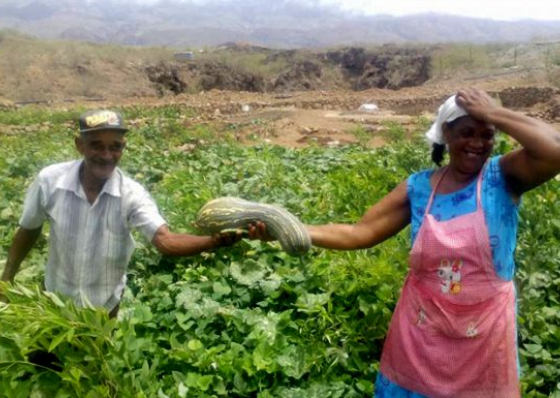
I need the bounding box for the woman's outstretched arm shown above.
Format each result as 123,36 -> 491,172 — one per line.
250,181 -> 411,251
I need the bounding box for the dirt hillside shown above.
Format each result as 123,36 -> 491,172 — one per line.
2,36 -> 560,148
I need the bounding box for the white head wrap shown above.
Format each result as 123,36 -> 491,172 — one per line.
425,95 -> 469,145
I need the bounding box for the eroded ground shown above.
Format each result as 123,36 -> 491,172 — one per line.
2,73 -> 560,148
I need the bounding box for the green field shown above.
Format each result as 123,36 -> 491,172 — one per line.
0,106 -> 559,398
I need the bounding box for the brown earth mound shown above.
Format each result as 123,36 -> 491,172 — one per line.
145,63 -> 188,95
325,47 -> 431,90
270,61 -> 323,92
498,86 -> 560,109
145,61 -> 265,96
195,61 -> 265,92
545,96 -> 560,120
143,46 -> 431,95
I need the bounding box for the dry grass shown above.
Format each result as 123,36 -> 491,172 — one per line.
0,30 -> 174,101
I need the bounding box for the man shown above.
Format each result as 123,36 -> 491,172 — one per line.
1,109 -> 238,316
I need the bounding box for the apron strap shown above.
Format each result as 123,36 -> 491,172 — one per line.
476,162 -> 488,209
424,167 -> 448,216
425,162 -> 489,216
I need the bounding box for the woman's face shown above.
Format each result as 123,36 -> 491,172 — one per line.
444,116 -> 495,175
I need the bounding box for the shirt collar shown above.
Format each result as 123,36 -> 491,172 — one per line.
102,169 -> 122,197
55,160 -> 122,198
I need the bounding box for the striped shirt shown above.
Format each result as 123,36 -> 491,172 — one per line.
20,160 -> 166,310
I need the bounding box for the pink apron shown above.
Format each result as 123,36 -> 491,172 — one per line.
380,166 -> 520,398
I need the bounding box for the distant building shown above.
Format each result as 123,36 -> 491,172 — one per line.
173,51 -> 194,61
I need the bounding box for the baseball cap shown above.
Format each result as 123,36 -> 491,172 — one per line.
79,110 -> 128,134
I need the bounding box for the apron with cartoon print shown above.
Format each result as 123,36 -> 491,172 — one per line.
380,165 -> 520,398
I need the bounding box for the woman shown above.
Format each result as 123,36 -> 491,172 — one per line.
250,88 -> 560,398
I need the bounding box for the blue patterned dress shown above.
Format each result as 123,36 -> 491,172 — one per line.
374,156 -> 519,398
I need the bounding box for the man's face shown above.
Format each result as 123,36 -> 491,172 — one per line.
76,129 -> 126,181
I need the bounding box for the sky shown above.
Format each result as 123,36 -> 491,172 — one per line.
321,0 -> 560,21
125,0 -> 560,22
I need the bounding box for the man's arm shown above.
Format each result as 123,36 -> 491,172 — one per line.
1,226 -> 42,283
151,225 -> 241,256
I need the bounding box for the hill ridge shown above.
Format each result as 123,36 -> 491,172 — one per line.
1,0 -> 560,48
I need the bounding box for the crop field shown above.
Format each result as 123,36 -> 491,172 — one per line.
0,105 -> 559,398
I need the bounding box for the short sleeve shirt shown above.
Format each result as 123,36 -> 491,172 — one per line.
19,160 -> 166,310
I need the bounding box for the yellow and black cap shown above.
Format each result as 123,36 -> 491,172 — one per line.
79,110 -> 128,134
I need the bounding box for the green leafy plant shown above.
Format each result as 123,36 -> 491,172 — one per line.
0,105 -> 559,397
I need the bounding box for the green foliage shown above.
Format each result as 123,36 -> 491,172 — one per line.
348,125 -> 371,148
379,121 -> 406,143
0,284 -> 169,398
515,180 -> 560,397
0,106 -> 559,397
0,107 -> 83,126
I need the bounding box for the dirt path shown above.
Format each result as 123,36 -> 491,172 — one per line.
219,107 -> 419,147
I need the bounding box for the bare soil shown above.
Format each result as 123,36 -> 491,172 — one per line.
113,72 -> 560,148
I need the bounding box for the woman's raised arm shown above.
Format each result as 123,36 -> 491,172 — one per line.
456,88 -> 560,195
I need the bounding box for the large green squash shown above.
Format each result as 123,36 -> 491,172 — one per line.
194,197 -> 311,256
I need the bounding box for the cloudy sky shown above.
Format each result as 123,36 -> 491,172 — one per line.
124,0 -> 560,21
323,0 -> 560,21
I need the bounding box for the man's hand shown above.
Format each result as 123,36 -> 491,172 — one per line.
153,225 -> 244,256
212,230 -> 245,248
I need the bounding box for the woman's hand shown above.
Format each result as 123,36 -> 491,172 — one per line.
247,221 -> 275,241
455,88 -> 499,122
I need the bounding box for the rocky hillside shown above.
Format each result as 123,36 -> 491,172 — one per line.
0,33 -> 433,102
